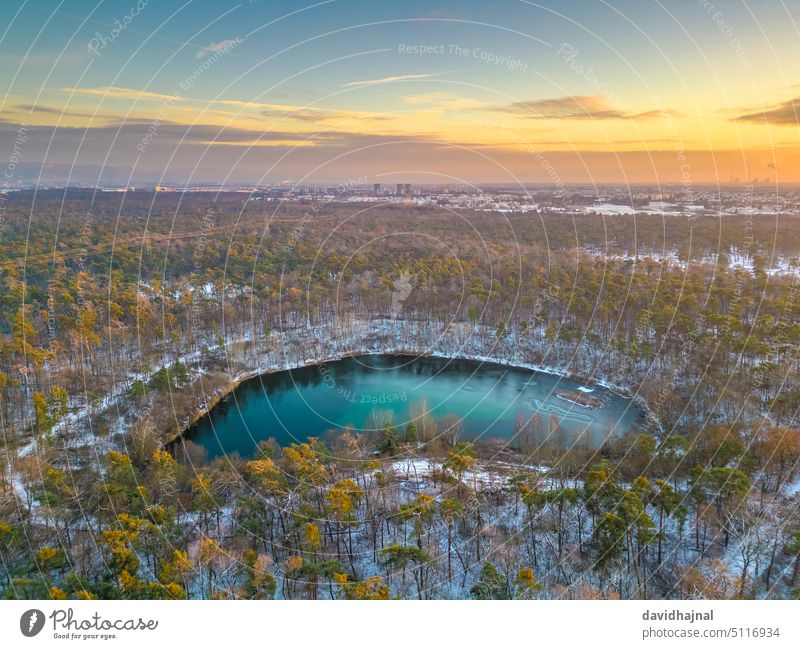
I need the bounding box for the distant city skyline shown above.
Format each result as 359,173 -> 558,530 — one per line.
1,0 -> 798,186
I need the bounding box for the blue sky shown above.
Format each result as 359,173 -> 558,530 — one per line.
1,0 -> 798,184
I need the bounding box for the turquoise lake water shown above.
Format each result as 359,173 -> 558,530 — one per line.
184,354 -> 646,459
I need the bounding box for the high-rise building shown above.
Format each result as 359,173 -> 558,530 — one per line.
373,183 -> 381,195
404,183 -> 412,197
395,183 -> 403,196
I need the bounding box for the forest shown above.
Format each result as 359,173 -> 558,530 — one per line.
1,189 -> 799,600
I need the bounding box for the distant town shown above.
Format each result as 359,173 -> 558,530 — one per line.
3,181 -> 798,217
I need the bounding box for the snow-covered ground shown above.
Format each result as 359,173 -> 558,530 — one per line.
580,246 -> 800,277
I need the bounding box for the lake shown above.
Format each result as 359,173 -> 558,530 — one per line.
183,354 -> 646,459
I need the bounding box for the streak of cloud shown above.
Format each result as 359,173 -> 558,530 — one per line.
194,38 -> 245,59
495,95 -> 678,121
341,73 -> 437,88
62,86 -> 180,102
734,97 -> 799,126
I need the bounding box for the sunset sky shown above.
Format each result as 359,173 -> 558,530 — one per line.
1,0 -> 798,186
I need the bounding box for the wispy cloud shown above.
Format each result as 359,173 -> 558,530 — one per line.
495,95 -> 676,121
629,109 -> 682,120
402,92 -> 483,109
0,120 -> 443,156
497,95 -> 624,119
194,38 -> 244,60
341,73 -> 436,88
202,99 -> 337,122
193,99 -> 391,124
734,96 -> 799,126
62,86 -> 180,102
11,103 -> 100,119
263,108 -> 334,122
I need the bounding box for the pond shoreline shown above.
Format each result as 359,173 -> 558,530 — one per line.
166,345 -> 658,451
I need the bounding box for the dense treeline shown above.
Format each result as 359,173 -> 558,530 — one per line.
1,190 -> 799,599
2,427 -> 800,599
1,191 -> 799,434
